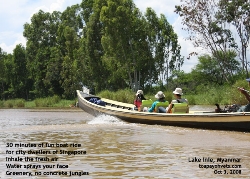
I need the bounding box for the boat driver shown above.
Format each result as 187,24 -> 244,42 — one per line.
237,78 -> 250,112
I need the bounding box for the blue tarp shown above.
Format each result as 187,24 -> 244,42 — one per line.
89,98 -> 106,106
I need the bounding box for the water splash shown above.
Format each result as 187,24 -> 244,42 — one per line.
87,114 -> 126,125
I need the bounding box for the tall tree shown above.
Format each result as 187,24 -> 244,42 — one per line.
128,9 -> 153,90
0,48 -> 7,100
23,10 -> 61,97
57,4 -> 84,98
80,0 -> 109,92
44,47 -> 63,96
145,8 -> 183,87
217,0 -> 250,78
144,8 -> 161,88
60,26 -> 81,98
2,54 -> 14,99
175,0 -> 238,82
100,0 -> 141,90
11,44 -> 29,99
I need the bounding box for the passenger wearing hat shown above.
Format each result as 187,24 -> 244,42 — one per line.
166,88 -> 188,113
148,91 -> 167,113
237,78 -> 250,112
134,90 -> 146,110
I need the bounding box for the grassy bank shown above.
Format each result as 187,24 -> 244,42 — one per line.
97,81 -> 249,106
1,80 -> 249,108
0,95 -> 77,108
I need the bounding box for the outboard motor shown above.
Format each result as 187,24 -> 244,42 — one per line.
215,104 -> 241,113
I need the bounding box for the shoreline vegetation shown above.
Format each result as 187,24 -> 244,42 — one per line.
0,95 -> 77,109
97,84 -> 249,107
1,83 -> 249,109
1,1 -> 249,111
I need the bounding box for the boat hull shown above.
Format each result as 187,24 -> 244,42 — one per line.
77,90 -> 250,132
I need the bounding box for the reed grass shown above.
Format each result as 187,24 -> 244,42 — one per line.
34,95 -> 61,107
0,96 -> 76,109
98,90 -> 115,100
184,83 -> 248,105
0,99 -> 25,108
0,100 -> 3,108
1,79 -> 249,108
98,89 -> 135,103
97,81 -> 249,106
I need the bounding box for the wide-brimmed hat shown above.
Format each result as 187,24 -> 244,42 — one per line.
155,91 -> 165,99
136,90 -> 143,95
173,88 -> 183,95
246,78 -> 250,82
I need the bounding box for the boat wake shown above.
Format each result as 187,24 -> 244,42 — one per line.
87,114 -> 126,125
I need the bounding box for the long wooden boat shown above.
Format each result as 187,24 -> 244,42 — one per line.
76,90 -> 250,132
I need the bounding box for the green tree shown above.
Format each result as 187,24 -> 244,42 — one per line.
128,9 -> 153,90
80,0 -> 109,92
0,48 -> 7,100
60,26 -> 81,98
2,54 -> 14,99
101,0 -> 143,90
144,8 -> 162,88
11,44 -> 29,99
167,70 -> 195,94
56,4 -> 84,98
23,10 -> 61,97
44,47 -> 63,96
191,52 -> 240,86
193,55 -> 225,85
145,8 -> 183,88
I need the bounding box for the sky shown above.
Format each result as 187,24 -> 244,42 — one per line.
0,0 -> 200,72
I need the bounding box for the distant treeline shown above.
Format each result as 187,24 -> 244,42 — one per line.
0,0 -> 249,101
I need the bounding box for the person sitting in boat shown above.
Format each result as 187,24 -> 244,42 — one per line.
148,91 -> 167,113
237,78 -> 250,112
165,88 -> 188,113
134,90 -> 146,110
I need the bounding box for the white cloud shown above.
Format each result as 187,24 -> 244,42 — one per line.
134,0 -> 178,18
0,31 -> 26,53
31,0 -> 67,14
50,0 -> 65,12
0,0 -> 81,53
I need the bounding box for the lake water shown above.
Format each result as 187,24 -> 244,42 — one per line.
0,108 -> 249,178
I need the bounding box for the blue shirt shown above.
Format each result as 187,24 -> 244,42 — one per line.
148,100 -> 166,112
